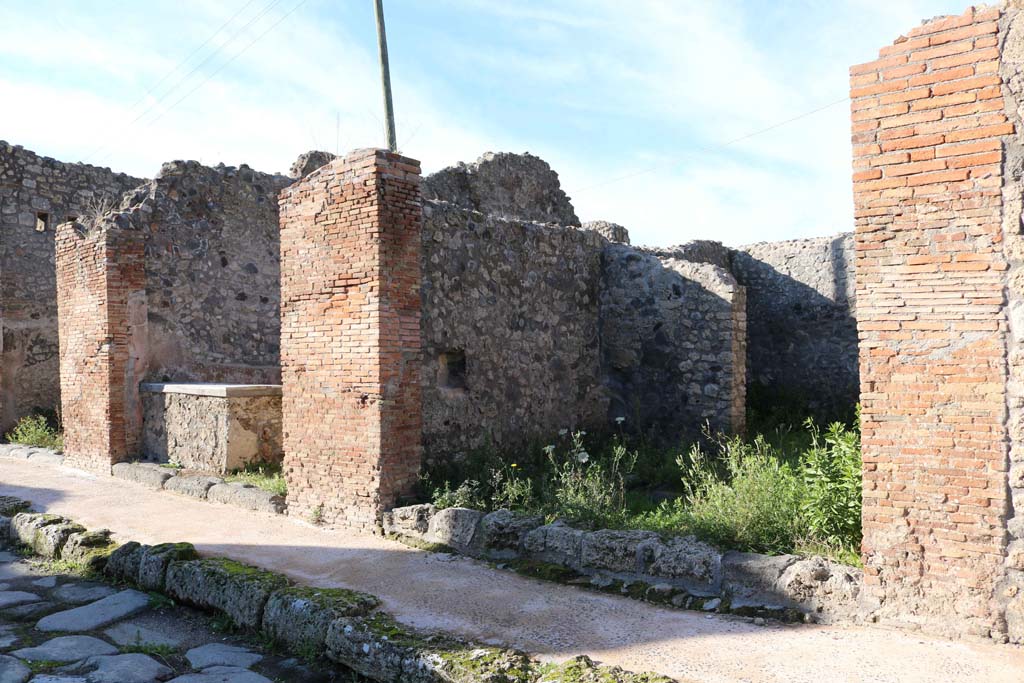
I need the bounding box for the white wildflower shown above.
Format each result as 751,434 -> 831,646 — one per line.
576,451 -> 590,464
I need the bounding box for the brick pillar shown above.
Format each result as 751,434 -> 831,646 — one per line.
55,218 -> 147,472
279,149 -> 423,530
851,6 -> 1013,639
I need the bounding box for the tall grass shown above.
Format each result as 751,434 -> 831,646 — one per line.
425,416 -> 863,564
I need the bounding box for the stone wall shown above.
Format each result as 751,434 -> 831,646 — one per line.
129,161 -> 290,385
850,4 -> 1013,640
423,152 -> 580,226
0,142 -> 143,433
600,245 -> 746,441
279,149 -> 423,529
420,203 -> 608,461
733,235 -> 858,421
54,159 -> 292,471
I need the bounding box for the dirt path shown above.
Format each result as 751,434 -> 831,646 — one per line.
1,456 -> 1021,683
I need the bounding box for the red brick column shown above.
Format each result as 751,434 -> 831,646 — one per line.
279,149 -> 423,530
851,6 -> 1012,638
55,219 -> 147,472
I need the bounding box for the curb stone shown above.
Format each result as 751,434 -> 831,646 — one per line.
0,499 -> 678,683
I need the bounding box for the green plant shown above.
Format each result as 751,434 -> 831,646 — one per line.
539,432 -> 637,528
226,460 -> 287,497
310,503 -> 325,526
5,413 -> 63,452
798,417 -> 862,550
673,432 -> 806,554
432,479 -> 487,510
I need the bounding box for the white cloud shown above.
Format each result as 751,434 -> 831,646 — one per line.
0,0 -> 975,246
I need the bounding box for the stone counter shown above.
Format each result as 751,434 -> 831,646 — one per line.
140,383 -> 282,473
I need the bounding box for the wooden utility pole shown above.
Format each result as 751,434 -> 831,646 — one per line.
374,0 -> 398,152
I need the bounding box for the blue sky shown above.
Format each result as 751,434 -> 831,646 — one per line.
0,0 -> 971,246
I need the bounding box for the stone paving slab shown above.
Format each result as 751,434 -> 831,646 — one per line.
12,636 -> 118,662
104,621 -> 182,648
0,594 -> 39,609
3,457 -> 1024,683
35,591 -> 149,632
185,644 -> 262,670
0,654 -> 29,683
61,653 -> 171,683
51,584 -> 116,605
168,668 -> 272,683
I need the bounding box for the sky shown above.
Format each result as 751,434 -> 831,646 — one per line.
0,0 -> 974,247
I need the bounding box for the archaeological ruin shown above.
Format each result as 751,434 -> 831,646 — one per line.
3,0 -> 1024,649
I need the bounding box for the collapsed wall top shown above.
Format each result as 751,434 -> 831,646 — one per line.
423,151 -> 580,226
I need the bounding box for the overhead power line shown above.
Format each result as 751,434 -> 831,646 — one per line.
572,95 -> 849,195
83,0 -> 289,163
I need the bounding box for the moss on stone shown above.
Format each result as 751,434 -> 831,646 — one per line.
271,585 -> 380,616
198,557 -> 288,587
436,646 -> 538,683
537,656 -> 675,683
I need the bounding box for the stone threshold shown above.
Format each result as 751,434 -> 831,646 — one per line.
385,504 -> 864,625
139,382 -> 282,398
0,445 -> 284,516
0,499 -> 674,683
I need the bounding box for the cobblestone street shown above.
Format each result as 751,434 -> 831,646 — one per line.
0,547 -> 361,682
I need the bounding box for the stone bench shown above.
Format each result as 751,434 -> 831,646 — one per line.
140,383 -> 283,473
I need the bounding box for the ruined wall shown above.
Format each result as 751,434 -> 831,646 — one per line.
130,161 -> 289,385
53,157 -> 291,469
280,149 -> 423,529
423,152 -> 580,226
0,143 -> 143,433
420,202 -> 607,461
600,245 -> 746,441
733,235 -> 858,421
851,4 -> 1013,640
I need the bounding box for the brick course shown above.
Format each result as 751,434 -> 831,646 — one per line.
851,5 -> 1013,639
279,149 -> 423,529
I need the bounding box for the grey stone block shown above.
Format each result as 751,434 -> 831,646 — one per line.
324,617 -> 436,683
523,521 -> 584,568
480,509 -> 542,558
62,653 -> 172,683
0,592 -> 40,608
0,498 -> 28,518
137,543 -> 198,591
426,507 -> 483,553
580,529 -> 658,574
104,542 -> 144,584
165,559 -> 289,630
638,535 -> 723,594
721,551 -> 800,608
62,530 -> 116,570
261,586 -> 379,654
185,644 -> 262,670
164,475 -> 223,500
12,636 -> 118,662
36,589 -> 150,632
112,463 -> 175,490
0,654 -> 29,683
382,504 -> 436,537
26,450 -> 64,466
53,583 -> 117,605
207,483 -> 285,515
9,513 -> 84,558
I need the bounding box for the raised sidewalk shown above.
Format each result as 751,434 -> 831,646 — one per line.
1,456 -> 1021,683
